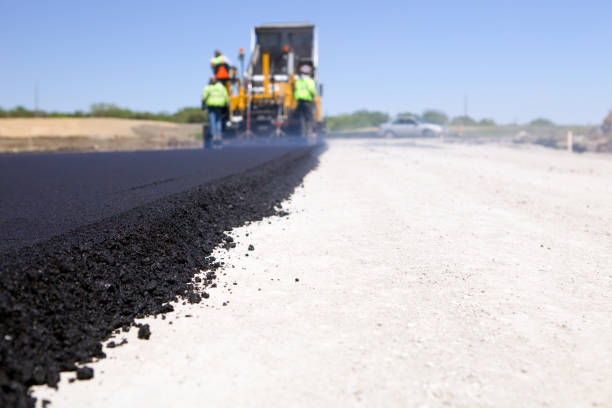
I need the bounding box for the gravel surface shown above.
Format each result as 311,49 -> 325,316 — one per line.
33,138 -> 612,407
0,146 -> 319,408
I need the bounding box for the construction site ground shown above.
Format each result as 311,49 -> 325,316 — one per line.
0,118 -> 201,153
34,138 -> 612,407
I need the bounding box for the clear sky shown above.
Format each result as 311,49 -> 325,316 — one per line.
1,0 -> 611,124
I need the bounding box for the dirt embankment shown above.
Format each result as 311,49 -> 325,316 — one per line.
0,118 -> 202,153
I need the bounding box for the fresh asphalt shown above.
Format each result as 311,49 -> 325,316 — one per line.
0,145 -> 304,253
0,143 -> 319,408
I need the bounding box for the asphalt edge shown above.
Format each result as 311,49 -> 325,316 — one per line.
0,143 -> 325,408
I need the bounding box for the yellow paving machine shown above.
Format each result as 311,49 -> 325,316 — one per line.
222,23 -> 324,138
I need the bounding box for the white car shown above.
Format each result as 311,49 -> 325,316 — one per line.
378,117 -> 445,138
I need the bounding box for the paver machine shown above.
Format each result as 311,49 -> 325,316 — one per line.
223,23 -> 324,138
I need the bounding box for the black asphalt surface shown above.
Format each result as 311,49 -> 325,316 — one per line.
0,144 -> 320,408
0,146 -> 302,253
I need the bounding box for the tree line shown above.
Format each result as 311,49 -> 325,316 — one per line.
325,109 -> 555,131
0,104 -> 207,123
1,104 -> 556,131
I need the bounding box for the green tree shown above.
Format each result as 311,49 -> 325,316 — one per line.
326,110 -> 390,131
90,103 -> 126,118
9,106 -> 36,118
397,112 -> 419,119
172,107 -> 207,123
422,110 -> 448,125
479,118 -> 496,126
529,118 -> 554,126
2,103 -> 207,123
451,115 -> 477,126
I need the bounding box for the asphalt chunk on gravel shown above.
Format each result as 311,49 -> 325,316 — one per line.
137,324 -> 151,340
0,145 -> 321,408
75,367 -> 94,381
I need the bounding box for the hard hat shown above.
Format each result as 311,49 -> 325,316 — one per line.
300,65 -> 312,74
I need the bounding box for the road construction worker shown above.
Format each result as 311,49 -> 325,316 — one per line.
210,50 -> 231,84
202,76 -> 229,148
294,65 -> 317,138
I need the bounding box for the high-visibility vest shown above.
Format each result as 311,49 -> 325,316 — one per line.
202,82 -> 229,107
211,55 -> 229,79
294,77 -> 316,102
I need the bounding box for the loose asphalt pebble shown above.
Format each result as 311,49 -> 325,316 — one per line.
137,325 -> 151,340
75,367 -> 94,381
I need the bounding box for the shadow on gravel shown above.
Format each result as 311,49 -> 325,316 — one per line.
0,143 -> 324,408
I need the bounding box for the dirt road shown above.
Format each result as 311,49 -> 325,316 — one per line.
35,139 -> 612,407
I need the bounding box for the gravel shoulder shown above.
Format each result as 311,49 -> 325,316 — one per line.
34,138 -> 612,407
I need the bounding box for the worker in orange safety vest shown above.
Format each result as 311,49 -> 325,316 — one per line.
210,50 -> 230,84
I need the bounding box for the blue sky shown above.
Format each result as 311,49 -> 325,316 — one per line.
1,0 -> 611,124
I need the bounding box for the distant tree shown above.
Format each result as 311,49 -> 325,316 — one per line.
172,107 -> 207,123
2,103 -> 207,123
90,103 -> 125,118
422,110 -> 448,125
326,110 -> 390,131
479,118 -> 496,126
397,111 -> 419,119
8,106 -> 36,118
451,115 -> 477,126
529,118 -> 555,126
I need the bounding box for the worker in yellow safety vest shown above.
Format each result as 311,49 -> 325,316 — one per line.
202,76 -> 229,148
294,65 -> 317,138
210,50 -> 230,84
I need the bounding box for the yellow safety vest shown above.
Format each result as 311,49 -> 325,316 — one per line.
294,77 -> 316,102
202,82 -> 229,107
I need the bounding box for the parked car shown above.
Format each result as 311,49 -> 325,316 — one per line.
378,117 -> 445,138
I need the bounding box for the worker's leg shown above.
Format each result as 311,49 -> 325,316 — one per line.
219,106 -> 227,138
208,108 -> 220,139
305,101 -> 314,137
297,101 -> 307,138
301,101 -> 315,138
203,123 -> 212,149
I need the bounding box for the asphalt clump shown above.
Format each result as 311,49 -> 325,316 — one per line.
137,324 -> 151,340
75,367 -> 94,381
0,146 -> 320,408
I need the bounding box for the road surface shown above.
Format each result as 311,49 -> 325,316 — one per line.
0,145 -> 305,253
34,138 -> 612,407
